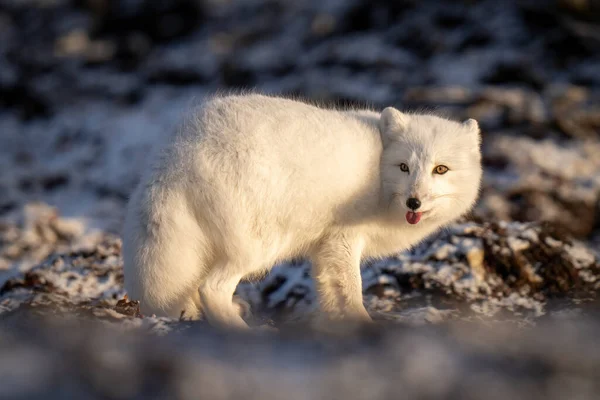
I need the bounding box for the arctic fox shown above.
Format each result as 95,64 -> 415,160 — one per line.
122,94 -> 482,329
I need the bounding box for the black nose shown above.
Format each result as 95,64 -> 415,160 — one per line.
406,197 -> 421,210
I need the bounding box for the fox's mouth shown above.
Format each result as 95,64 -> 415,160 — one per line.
405,210 -> 430,224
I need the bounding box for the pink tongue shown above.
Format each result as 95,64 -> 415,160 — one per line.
406,211 -> 422,224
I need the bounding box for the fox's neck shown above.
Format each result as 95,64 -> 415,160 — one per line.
358,213 -> 440,259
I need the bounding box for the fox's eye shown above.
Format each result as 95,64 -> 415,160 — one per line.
434,165 -> 449,175
399,163 -> 409,173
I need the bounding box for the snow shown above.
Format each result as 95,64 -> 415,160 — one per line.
0,0 -> 599,396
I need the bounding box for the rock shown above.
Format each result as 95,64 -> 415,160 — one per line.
114,296 -> 142,318
1,219 -> 597,325
245,222 -> 599,323
144,37 -> 219,84
549,85 -> 600,139
480,134 -> 600,237
0,203 -> 96,274
0,234 -> 124,315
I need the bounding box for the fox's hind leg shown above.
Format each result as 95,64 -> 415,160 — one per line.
173,290 -> 203,320
122,196 -> 207,321
124,235 -> 205,321
199,263 -> 249,330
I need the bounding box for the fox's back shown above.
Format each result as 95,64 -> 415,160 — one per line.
173,95 -> 383,225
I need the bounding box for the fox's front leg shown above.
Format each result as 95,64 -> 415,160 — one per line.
310,234 -> 371,322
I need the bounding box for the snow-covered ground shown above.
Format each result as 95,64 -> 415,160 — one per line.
0,0 -> 599,398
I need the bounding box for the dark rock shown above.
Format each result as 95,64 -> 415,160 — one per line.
85,0 -> 205,42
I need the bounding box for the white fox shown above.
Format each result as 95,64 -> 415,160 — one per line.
122,94 -> 482,329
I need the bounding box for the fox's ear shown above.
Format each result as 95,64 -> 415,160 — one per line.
463,118 -> 479,133
463,118 -> 481,147
379,107 -> 408,146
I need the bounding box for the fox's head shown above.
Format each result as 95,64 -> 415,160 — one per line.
378,108 -> 482,226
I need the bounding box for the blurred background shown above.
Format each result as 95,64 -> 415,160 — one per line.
0,0 -> 599,240
0,1 -> 600,398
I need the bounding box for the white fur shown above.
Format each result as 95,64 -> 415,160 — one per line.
122,94 -> 482,328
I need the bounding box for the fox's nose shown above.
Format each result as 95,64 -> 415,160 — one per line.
406,197 -> 421,210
